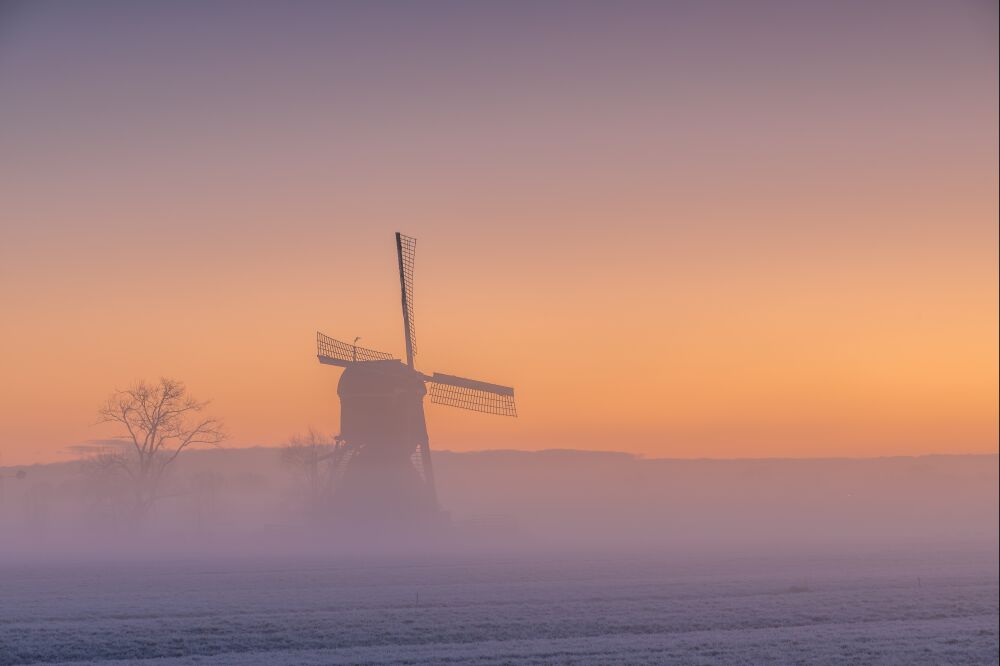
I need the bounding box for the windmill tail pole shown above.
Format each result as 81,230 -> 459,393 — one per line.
396,232 -> 415,368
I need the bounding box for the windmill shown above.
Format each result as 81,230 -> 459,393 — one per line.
316,233 -> 516,524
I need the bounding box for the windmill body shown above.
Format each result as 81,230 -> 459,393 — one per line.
333,360 -> 434,522
317,234 -> 516,525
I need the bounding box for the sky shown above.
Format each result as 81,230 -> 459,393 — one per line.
0,0 -> 997,465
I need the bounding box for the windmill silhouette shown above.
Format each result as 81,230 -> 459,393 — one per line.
317,233 -> 516,524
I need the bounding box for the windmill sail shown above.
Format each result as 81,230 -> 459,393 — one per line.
316,331 -> 395,366
428,372 -> 517,417
396,232 -> 417,367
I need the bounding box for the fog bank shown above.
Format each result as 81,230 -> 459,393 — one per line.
1,449 -> 995,560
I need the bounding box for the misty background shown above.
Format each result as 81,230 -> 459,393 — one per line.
1,448 -> 996,559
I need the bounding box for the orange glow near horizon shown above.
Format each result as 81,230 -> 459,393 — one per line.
1,2 -> 997,465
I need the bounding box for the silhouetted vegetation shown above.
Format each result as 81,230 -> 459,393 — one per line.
88,378 -> 225,521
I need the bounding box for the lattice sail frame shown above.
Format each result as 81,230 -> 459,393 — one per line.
397,233 -> 417,358
316,332 -> 395,363
428,373 -> 517,417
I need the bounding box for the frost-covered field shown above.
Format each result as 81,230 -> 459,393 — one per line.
1,548 -> 996,665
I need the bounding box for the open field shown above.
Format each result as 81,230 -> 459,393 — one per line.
1,548 -> 996,665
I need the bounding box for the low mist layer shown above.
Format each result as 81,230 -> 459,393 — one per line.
1,449 -> 995,560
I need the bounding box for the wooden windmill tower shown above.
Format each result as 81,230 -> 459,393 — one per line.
316,233 -> 516,524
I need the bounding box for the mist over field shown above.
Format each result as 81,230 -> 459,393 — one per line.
1,449 -> 996,557
1,450 -> 997,664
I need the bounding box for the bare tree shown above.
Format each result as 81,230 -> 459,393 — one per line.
280,429 -> 343,517
95,378 -> 225,519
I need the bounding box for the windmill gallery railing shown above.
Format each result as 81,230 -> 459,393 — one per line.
317,332 -> 395,364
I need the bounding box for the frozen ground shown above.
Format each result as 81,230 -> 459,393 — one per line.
0,547 -> 996,665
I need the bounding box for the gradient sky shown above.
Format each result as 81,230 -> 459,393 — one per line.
1,0 -> 997,465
